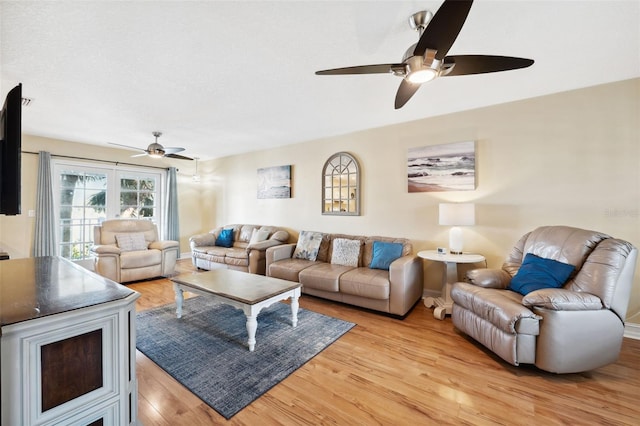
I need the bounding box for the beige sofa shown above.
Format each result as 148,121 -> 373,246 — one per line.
451,226 -> 638,373
189,224 -> 289,275
91,219 -> 180,283
266,233 -> 423,317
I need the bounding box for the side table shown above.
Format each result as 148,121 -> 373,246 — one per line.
418,250 -> 485,320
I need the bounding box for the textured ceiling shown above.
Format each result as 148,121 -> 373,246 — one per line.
1,1 -> 639,160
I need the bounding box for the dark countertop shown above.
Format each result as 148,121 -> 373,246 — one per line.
0,256 -> 136,329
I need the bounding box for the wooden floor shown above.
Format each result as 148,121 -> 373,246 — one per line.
128,260 -> 640,425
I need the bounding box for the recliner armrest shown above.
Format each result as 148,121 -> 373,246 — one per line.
91,244 -> 121,255
149,240 -> 179,251
522,288 -> 603,311
465,268 -> 512,289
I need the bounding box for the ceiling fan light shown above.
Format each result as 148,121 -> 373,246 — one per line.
148,151 -> 164,159
407,68 -> 437,84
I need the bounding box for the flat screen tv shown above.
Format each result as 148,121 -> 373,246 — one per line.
0,83 -> 22,216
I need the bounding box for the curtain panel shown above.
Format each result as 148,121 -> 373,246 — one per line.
34,151 -> 57,256
165,167 -> 180,241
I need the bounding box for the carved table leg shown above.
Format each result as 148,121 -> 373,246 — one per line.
173,283 -> 184,318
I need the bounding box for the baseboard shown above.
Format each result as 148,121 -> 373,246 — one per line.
180,252 -> 192,260
624,322 -> 640,340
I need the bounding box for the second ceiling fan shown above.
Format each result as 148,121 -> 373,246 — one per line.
315,0 -> 534,109
110,132 -> 193,160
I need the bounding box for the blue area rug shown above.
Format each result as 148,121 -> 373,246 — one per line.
136,296 -> 355,419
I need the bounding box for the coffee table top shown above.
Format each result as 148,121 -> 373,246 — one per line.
170,268 -> 301,305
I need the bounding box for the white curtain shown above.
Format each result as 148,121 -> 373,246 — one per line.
34,151 -> 57,256
165,167 -> 180,241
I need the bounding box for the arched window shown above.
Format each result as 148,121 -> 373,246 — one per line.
322,152 -> 360,215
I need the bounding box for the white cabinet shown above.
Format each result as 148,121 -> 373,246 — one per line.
0,257 -> 140,426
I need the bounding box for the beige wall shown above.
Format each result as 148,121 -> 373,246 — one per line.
1,78 -> 638,318
204,78 -> 640,318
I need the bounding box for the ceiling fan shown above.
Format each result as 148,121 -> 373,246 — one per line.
110,131 -> 193,160
315,0 -> 534,109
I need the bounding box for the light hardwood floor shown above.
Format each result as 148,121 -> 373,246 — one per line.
128,260 -> 640,425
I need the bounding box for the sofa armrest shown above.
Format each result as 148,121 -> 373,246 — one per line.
247,239 -> 284,253
388,255 -> 424,316
91,244 -> 121,255
265,243 -> 296,274
149,240 -> 180,251
522,288 -> 603,311
465,268 -> 512,289
189,232 -> 216,248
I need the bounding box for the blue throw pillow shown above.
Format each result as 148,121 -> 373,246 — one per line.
369,241 -> 403,270
508,253 -> 575,295
215,228 -> 234,248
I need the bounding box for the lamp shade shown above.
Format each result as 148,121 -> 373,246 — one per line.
439,203 -> 475,226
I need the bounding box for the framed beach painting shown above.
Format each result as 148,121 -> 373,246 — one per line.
407,141 -> 476,192
257,165 -> 291,199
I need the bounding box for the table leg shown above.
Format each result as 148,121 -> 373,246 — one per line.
173,283 -> 184,318
245,314 -> 258,352
290,293 -> 299,327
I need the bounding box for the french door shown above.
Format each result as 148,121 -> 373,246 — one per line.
53,160 -> 164,261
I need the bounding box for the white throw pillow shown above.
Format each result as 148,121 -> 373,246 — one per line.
330,238 -> 361,267
249,228 -> 270,244
115,233 -> 148,252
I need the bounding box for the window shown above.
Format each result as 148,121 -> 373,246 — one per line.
322,152 -> 360,215
53,160 -> 164,261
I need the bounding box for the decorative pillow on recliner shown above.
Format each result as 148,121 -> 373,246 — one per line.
215,228 -> 234,248
330,238 -> 361,267
508,253 -> 575,296
292,230 -> 323,261
115,233 -> 148,252
369,241 -> 403,270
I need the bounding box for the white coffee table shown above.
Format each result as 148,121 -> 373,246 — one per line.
171,268 -> 302,351
418,250 -> 485,320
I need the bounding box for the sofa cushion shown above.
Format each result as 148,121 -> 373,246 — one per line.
508,253 -> 575,295
269,258 -> 317,282
115,232 -> 148,252
120,249 -> 161,269
331,238 -> 361,267
340,268 -> 390,300
369,241 -> 403,270
215,228 -> 234,248
293,231 -> 323,261
299,263 -> 355,293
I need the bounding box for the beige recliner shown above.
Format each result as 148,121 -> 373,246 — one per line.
451,226 -> 637,373
91,219 -> 179,283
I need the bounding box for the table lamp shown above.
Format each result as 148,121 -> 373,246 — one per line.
439,203 -> 475,254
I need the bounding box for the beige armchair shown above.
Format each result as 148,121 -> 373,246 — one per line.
91,219 -> 180,283
451,226 -> 637,373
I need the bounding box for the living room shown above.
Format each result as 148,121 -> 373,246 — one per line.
1,1 -> 639,424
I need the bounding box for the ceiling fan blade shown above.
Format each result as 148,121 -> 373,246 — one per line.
395,79 -> 421,109
163,147 -> 185,154
108,142 -> 145,152
316,64 -> 404,75
166,153 -> 193,160
443,55 -> 534,76
131,153 -> 148,158
414,0 -> 473,60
